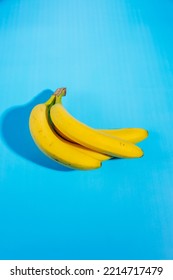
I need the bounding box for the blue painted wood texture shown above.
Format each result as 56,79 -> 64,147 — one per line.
0,0 -> 173,259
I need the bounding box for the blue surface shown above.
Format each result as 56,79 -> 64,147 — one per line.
0,0 -> 173,260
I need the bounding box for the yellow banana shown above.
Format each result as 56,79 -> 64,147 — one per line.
59,128 -> 148,145
56,128 -> 148,161
29,94 -> 102,170
50,88 -> 144,159
98,128 -> 148,144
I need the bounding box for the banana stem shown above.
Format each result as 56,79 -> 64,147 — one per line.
45,95 -> 56,107
54,88 -> 66,104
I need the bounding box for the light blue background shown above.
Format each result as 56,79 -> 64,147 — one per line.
0,0 -> 173,260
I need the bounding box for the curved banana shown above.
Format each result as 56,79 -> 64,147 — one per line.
50,88 -> 144,159
99,128 -> 148,144
59,128 -> 148,145
56,128 -> 148,161
29,94 -> 101,170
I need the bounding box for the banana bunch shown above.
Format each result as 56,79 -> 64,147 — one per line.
29,88 -> 148,170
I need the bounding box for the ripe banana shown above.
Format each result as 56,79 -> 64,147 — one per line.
99,128 -> 148,144
29,94 -> 102,170
59,127 -> 148,145
50,88 -> 144,159
56,128 -> 148,161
